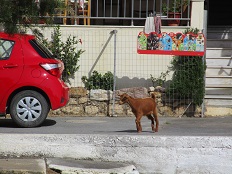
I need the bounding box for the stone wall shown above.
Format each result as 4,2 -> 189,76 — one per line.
49,87 -> 201,117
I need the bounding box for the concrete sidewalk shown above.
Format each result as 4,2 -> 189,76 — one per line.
0,158 -> 139,174
0,158 -> 46,174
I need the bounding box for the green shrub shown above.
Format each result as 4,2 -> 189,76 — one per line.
37,26 -> 84,84
166,28 -> 206,106
81,71 -> 114,90
166,55 -> 206,106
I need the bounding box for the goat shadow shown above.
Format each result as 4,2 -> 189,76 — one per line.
115,129 -> 155,133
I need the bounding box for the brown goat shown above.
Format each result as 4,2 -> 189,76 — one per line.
118,93 -> 159,133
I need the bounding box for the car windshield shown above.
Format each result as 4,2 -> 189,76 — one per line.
29,39 -> 54,58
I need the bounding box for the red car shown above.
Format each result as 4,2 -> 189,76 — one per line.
0,32 -> 69,127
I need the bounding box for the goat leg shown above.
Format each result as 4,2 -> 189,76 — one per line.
151,120 -> 156,132
154,110 -> 159,132
135,116 -> 142,133
147,114 -> 156,132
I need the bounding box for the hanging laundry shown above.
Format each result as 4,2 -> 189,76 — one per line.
144,17 -> 155,34
144,16 -> 162,34
79,0 -> 85,9
154,16 -> 162,34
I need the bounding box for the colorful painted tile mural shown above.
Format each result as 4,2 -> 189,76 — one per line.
137,31 -> 205,56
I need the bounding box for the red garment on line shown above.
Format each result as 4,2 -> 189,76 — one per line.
154,16 -> 161,34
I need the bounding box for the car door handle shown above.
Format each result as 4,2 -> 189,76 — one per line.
3,64 -> 18,68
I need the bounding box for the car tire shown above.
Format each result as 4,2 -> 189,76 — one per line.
10,90 -> 50,128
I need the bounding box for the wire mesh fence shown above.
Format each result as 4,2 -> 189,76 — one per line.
42,26 -> 205,117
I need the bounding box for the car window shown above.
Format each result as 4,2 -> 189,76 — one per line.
0,39 -> 15,60
29,39 -> 54,58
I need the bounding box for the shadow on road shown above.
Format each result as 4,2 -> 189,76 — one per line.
41,119 -> 57,127
0,119 -> 17,128
0,118 -> 56,128
115,129 -> 155,134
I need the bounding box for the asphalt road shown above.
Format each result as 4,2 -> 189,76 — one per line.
1,116 -> 232,136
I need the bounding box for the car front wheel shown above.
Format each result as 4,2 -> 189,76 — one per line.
10,90 -> 50,128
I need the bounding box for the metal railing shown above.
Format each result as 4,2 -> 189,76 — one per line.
55,0 -> 191,26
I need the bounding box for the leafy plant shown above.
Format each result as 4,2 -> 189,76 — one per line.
166,55 -> 206,106
162,0 -> 188,15
81,71 -> 114,90
166,28 -> 206,106
150,70 -> 170,87
183,27 -> 200,34
37,26 -> 84,84
0,0 -> 60,34
39,0 -> 62,16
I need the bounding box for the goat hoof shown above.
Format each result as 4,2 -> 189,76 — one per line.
137,131 -> 142,133
152,129 -> 158,132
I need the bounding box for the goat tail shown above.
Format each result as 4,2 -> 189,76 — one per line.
150,93 -> 156,100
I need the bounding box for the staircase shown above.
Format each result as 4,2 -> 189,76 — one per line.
204,26 -> 232,116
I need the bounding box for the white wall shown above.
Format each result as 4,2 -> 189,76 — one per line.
41,26 -> 193,88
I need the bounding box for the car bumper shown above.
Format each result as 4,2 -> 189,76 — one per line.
41,78 -> 70,110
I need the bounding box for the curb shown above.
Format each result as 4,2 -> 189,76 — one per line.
47,158 -> 139,174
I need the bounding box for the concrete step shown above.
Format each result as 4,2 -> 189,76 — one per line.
207,27 -> 232,39
204,94 -> 232,100
205,84 -> 232,95
206,78 -> 232,84
206,68 -> 232,76
207,33 -> 232,40
206,76 -> 232,78
205,94 -> 232,99
207,39 -> 232,48
206,58 -> 232,66
207,65 -> 231,70
206,48 -> 232,57
206,56 -> 231,60
205,84 -> 232,88
204,97 -> 232,106
205,87 -> 232,95
205,26 -> 232,107
207,26 -> 232,31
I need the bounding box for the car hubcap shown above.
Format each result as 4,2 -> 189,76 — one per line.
16,97 -> 42,121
